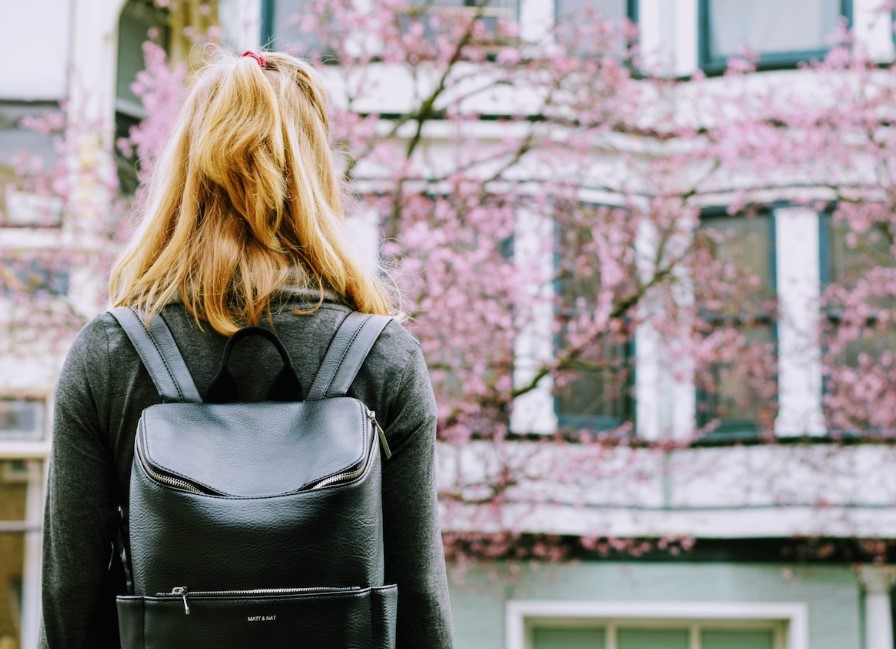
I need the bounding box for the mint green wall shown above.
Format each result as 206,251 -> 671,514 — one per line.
447,562 -> 862,649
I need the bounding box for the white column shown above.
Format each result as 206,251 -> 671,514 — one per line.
638,0 -> 679,77
511,207 -> 558,435
774,207 -> 824,436
636,218 -> 697,441
852,0 -> 896,63
518,0 -> 554,43
68,0 -> 125,142
635,322 -> 661,440
857,565 -> 896,649
673,0 -> 699,76
218,0 -> 263,51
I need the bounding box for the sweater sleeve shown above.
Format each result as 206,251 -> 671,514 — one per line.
39,318 -> 121,649
381,343 -> 455,648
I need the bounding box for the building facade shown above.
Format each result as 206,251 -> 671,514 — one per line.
1,1 -> 895,648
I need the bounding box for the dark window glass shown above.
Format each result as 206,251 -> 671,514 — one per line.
700,0 -> 849,71
695,213 -> 777,435
262,0 -> 330,56
116,0 -> 171,193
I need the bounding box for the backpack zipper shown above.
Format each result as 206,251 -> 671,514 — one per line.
139,454 -> 206,494
310,411 -> 372,490
138,405 -> 383,494
158,585 -> 362,615
368,409 -> 392,460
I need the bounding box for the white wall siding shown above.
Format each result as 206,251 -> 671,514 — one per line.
0,0 -> 72,100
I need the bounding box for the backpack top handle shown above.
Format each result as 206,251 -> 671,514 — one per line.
205,326 -> 304,403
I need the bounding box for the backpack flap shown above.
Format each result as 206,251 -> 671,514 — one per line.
137,398 -> 372,498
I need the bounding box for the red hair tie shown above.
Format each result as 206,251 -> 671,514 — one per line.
242,50 -> 267,68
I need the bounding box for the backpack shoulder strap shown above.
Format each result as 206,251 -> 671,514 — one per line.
306,312 -> 393,400
107,307 -> 203,403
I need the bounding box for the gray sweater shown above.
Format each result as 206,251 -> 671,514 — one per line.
39,292 -> 455,648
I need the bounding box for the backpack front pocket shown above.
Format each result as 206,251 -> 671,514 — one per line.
117,584 -> 397,649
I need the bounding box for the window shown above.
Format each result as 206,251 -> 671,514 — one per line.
261,0 -> 331,58
698,0 -> 851,72
555,0 -> 635,24
554,0 -> 636,58
694,212 -> 778,436
0,400 -> 45,442
0,104 -> 63,228
530,623 -> 778,648
0,255 -> 69,298
820,213 -> 896,435
408,0 -> 518,32
553,207 -> 636,433
116,0 -> 171,193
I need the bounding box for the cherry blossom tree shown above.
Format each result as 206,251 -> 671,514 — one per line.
5,0 -> 896,562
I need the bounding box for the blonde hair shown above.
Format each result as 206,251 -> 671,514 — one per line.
110,50 -> 393,335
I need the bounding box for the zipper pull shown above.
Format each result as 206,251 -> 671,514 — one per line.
171,586 -> 190,615
368,410 -> 392,460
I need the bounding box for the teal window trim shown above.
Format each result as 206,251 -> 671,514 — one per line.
551,209 -> 636,435
695,206 -> 779,439
260,0 -> 275,47
697,0 -> 853,75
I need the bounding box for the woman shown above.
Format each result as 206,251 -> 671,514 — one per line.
39,50 -> 454,648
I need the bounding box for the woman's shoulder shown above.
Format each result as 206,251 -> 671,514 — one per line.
63,311 -> 118,366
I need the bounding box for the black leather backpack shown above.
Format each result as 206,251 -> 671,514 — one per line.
108,307 -> 396,648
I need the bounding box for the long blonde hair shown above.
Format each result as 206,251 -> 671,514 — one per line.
110,50 -> 392,334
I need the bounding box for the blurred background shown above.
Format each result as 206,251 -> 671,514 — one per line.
2,1 -> 896,648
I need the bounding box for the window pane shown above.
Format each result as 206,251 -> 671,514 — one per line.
702,629 -> 775,649
554,339 -> 631,430
617,628 -> 690,649
700,323 -> 775,429
555,0 -> 631,57
268,0 -> 323,54
698,215 -> 774,313
695,213 -> 778,433
554,209 -> 635,431
557,0 -> 628,22
533,627 -> 606,649
827,219 -> 894,286
116,0 -> 170,117
708,0 -> 841,60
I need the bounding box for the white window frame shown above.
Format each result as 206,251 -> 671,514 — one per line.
506,600 -> 809,649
